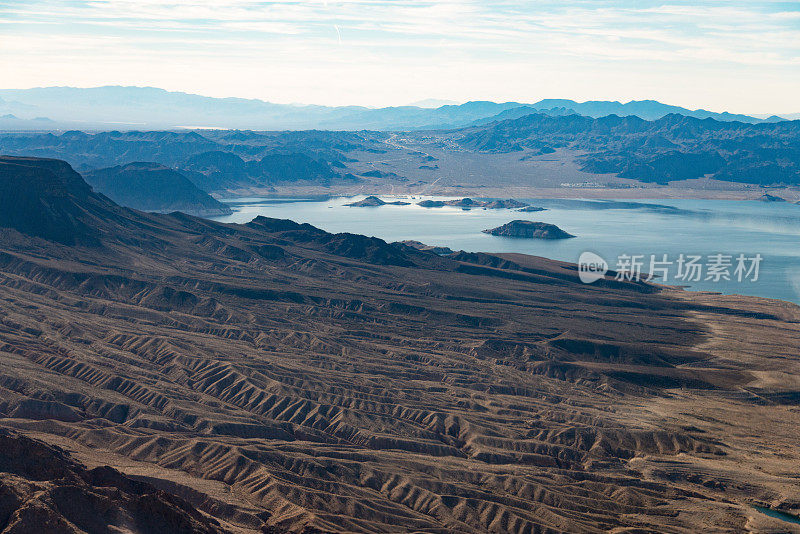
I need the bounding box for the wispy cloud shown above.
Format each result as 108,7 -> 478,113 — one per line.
0,1 -> 797,112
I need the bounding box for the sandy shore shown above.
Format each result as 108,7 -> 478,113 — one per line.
217,183 -> 800,202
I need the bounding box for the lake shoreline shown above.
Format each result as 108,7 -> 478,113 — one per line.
212,185 -> 800,202
212,196 -> 800,305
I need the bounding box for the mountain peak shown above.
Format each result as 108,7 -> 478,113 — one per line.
0,156 -> 102,245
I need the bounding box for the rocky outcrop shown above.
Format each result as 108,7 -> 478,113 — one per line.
0,430 -> 227,534
345,196 -> 411,207
417,200 -> 446,208
483,220 -> 575,239
0,156 -> 103,245
417,198 -> 533,209
757,192 -> 787,202
482,199 -> 530,209
517,205 -> 546,212
395,240 -> 454,255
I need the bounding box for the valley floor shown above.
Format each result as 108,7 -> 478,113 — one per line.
227,182 -> 798,201
220,147 -> 799,202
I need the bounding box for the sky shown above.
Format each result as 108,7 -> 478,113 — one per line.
1,1 -> 798,113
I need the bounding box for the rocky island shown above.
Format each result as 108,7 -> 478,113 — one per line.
417,199 -> 447,207
444,198 -> 481,208
482,199 -> 530,209
417,198 -> 539,210
757,192 -> 787,202
345,195 -> 411,207
483,220 -> 575,239
517,205 -> 547,212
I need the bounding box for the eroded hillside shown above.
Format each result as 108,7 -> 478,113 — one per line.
1,158 -> 800,532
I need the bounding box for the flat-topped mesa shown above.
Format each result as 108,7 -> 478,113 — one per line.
483,220 -> 575,239
0,156 -> 103,245
0,156 -> 233,247
345,195 -> 411,207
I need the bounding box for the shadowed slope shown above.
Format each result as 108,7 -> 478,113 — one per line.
0,156 -> 101,245
0,430 -> 230,533
83,162 -> 232,217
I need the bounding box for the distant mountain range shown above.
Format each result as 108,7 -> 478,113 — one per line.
456,113 -> 800,185
0,129 -> 364,194
0,86 -> 790,132
2,113 -> 798,189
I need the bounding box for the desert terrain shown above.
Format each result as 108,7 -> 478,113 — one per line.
1,114 -> 798,203
262,144 -> 783,201
1,157 -> 800,532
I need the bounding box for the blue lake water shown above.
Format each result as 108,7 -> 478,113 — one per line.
212,196 -> 800,305
753,506 -> 800,525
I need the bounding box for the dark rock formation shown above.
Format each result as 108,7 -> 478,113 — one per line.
359,170 -> 406,181
483,220 -> 575,239
0,156 -> 103,245
345,196 -> 411,207
181,150 -> 351,191
417,200 -> 447,208
417,198 -> 532,209
482,199 -> 530,209
84,162 -> 232,217
396,240 -> 454,255
757,193 -> 787,202
447,198 -> 480,208
0,430 -> 227,534
517,205 -> 547,212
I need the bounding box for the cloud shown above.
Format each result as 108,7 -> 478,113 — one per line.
0,0 -> 797,111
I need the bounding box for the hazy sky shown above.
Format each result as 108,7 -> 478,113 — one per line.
1,1 -> 798,113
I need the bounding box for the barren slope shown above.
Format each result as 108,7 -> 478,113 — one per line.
1,158 -> 799,533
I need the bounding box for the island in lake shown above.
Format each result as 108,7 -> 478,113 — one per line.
345,195 -> 411,207
483,220 -> 575,239
417,198 -> 539,210
757,193 -> 787,202
517,205 -> 547,212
